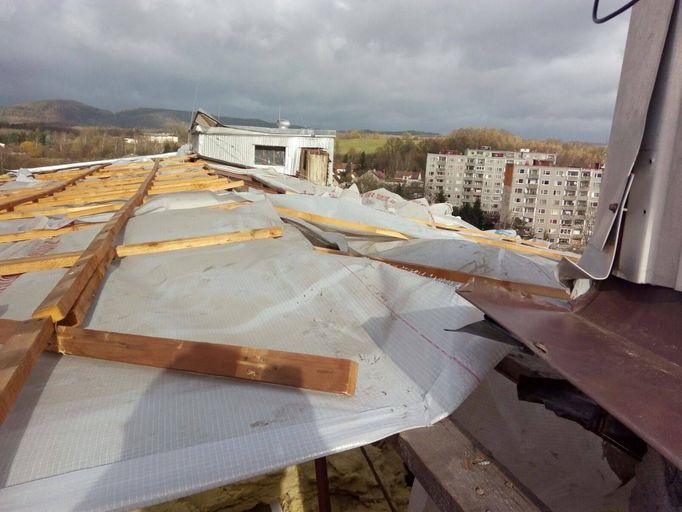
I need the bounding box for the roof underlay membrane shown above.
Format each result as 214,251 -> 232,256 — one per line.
0,155 -> 571,511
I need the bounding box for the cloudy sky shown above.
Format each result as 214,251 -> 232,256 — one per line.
0,0 -> 631,141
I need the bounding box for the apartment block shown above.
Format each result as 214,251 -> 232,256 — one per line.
424,148 -> 557,211
424,148 -> 603,247
503,164 -> 602,246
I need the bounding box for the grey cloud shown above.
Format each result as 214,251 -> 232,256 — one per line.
0,0 -> 630,141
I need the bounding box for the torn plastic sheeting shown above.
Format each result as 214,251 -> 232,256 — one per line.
12,152 -> 175,174
280,215 -> 350,252
327,183 -> 361,202
122,200 -> 283,245
361,188 -> 434,224
0,177 -> 48,189
429,202 -> 453,217
349,238 -> 563,289
486,229 -> 518,238
71,212 -> 117,223
134,191 -> 247,215
431,213 -> 479,231
267,194 -> 464,240
0,216 -> 75,236
0,229 -> 508,511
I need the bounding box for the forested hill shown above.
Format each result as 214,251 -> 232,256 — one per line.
0,100 -> 276,129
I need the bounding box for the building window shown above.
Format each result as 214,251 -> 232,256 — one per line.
254,145 -> 286,166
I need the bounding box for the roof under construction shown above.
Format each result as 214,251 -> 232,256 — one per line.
0,153 -> 574,511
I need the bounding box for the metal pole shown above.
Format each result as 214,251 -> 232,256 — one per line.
314,457 -> 331,512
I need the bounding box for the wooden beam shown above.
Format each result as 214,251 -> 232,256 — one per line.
53,326 -> 359,395
398,417 -> 548,512
366,255 -> 569,300
0,251 -> 81,276
0,202 -> 123,220
0,318 -> 55,425
0,166 -> 101,211
209,167 -> 283,194
457,233 -> 577,261
274,206 -> 410,240
61,265 -> 105,327
147,179 -> 244,194
0,222 -> 102,244
115,226 -> 283,257
32,162 -> 159,322
0,227 -> 284,276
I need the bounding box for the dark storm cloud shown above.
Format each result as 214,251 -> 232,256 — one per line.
0,0 -> 630,141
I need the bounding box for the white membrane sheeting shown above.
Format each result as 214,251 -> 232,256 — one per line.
268,194 -> 463,240
206,163 -> 331,195
349,238 -> 563,289
0,220 -> 509,511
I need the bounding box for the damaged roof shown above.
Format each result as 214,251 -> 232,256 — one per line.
0,154 -> 572,511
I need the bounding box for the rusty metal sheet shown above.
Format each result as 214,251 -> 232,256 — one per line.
458,277 -> 682,469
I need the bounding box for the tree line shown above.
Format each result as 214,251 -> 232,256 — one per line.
0,123 -> 187,170
339,127 -> 607,178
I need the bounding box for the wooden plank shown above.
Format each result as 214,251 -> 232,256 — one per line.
209,167 -> 282,193
27,191 -> 143,207
0,166 -> 100,211
0,202 -> 124,220
37,171 -> 216,203
0,251 -> 81,276
366,255 -> 569,300
0,222 -> 102,244
53,326 -> 359,395
147,179 -> 244,195
210,201 -> 252,210
274,206 -> 410,240
398,417 -> 548,512
457,233 -> 577,261
32,163 -> 159,322
0,227 -> 284,276
86,167 -> 152,178
310,248 -> 568,299
61,265 -> 105,327
78,177 -> 146,187
115,226 -> 283,257
0,318 -> 55,425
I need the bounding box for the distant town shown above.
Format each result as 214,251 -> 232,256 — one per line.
0,100 -> 607,251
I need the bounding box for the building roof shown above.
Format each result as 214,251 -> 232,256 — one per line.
0,153 -> 572,510
190,109 -> 336,137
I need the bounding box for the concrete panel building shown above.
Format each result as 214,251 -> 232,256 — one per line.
424,147 -> 603,248
503,164 -> 603,246
424,148 -> 556,210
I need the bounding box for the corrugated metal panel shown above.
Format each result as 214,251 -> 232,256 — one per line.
194,132 -> 334,177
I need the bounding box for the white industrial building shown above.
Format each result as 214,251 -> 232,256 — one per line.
189,110 -> 335,185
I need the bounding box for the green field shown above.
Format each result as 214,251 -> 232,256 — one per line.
335,136 -> 391,155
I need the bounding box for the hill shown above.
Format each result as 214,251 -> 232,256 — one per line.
0,100 -> 278,129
